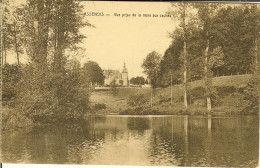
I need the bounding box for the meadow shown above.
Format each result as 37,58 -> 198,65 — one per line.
90,74 -> 254,115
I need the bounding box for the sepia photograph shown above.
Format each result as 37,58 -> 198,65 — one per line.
0,0 -> 259,167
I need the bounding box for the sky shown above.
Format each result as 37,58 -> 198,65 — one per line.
6,1 -> 179,78
80,1 -> 178,78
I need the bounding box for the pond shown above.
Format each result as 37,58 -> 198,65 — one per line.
1,115 -> 259,167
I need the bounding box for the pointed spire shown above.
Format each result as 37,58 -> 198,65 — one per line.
122,62 -> 127,73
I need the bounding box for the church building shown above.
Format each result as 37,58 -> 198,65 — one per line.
103,63 -> 129,86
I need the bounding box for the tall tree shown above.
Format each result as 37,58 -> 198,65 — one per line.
21,0 -> 52,67
249,4 -> 260,72
82,61 -> 105,86
10,8 -> 24,65
209,47 -> 224,77
50,0 -> 88,73
159,29 -> 183,87
167,2 -> 194,109
142,51 -> 161,88
1,0 -> 12,65
242,4 -> 260,114
17,0 -> 92,115
195,3 -> 219,113
213,5 -> 256,75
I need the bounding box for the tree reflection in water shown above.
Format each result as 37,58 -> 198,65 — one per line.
2,115 -> 259,167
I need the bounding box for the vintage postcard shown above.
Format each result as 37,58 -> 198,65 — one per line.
1,0 -> 259,167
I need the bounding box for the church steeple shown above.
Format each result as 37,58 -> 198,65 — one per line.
122,62 -> 128,73
122,62 -> 129,86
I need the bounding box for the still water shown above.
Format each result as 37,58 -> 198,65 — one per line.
2,115 -> 259,167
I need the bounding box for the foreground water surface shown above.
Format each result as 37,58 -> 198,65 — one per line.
1,115 -> 259,167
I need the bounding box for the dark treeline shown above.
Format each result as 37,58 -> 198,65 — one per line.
130,76 -> 146,86
1,0 -> 99,129
142,3 -> 259,113
157,4 -> 259,87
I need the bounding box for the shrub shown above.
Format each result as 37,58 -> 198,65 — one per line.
242,74 -> 259,114
2,64 -> 21,101
1,107 -> 34,130
215,86 -> 236,97
110,80 -> 119,96
94,103 -> 107,110
119,107 -> 162,115
221,93 -> 249,113
14,64 -> 91,124
188,86 -> 205,101
187,86 -> 225,107
159,97 -> 171,104
127,94 -> 148,107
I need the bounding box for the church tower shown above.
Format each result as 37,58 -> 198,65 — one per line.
122,62 -> 129,86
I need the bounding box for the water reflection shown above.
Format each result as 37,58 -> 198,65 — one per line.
127,117 -> 150,134
2,115 -> 259,167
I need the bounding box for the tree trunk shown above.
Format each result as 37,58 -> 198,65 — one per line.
255,38 -> 258,68
4,47 -> 7,65
189,70 -> 192,105
254,4 -> 259,72
53,3 -> 66,73
1,43 -> 4,66
150,92 -> 153,108
16,51 -> 20,65
31,1 -> 49,67
183,5 -> 188,109
207,96 -> 211,112
171,71 -> 173,105
204,36 -> 211,113
14,24 -> 20,65
2,26 -> 7,65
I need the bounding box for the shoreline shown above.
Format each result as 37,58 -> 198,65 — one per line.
2,110 -> 258,132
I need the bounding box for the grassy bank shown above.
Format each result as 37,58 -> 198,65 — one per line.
90,87 -> 152,114
91,74 -> 258,115
3,74 -> 254,131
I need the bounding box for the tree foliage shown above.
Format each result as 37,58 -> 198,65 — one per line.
1,0 -> 13,65
130,76 -> 145,86
151,3 -> 259,113
82,61 -> 105,86
2,0 -> 93,125
142,51 -> 161,88
127,94 -> 148,107
2,64 -> 21,102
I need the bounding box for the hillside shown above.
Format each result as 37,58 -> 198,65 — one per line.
152,74 -> 252,102
90,74 -> 254,115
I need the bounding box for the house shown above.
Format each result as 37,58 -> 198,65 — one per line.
103,63 -> 129,86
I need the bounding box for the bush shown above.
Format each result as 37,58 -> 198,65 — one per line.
242,74 -> 259,114
159,97 -> 171,104
1,107 -> 34,130
120,107 -> 143,115
187,86 -> 229,107
127,94 -> 148,107
221,92 -> 249,113
110,80 -> 119,96
120,107 -> 162,115
13,64 -> 91,124
209,86 -> 221,107
2,64 -> 21,101
188,86 -> 205,102
215,86 -> 236,97
94,103 -> 107,110
1,62 -> 92,129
